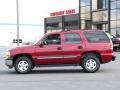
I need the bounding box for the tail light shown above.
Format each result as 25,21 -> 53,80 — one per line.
110,39 -> 113,50
110,43 -> 113,50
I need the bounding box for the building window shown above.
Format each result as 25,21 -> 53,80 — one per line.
117,20 -> 120,27
116,0 -> 120,9
97,0 -> 103,9
81,0 -> 90,6
111,0 -> 116,9
81,20 -> 85,29
85,20 -> 91,29
116,28 -> 120,37
92,0 -> 108,10
46,22 -> 62,30
111,20 -> 117,28
103,24 -> 108,32
64,20 -> 79,30
116,9 -> 120,19
111,28 -> 117,36
92,0 -> 97,10
97,0 -> 108,9
111,9 -> 117,20
64,21 -> 78,27
92,10 -> 108,22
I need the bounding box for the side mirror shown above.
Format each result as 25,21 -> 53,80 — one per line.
39,42 -> 43,47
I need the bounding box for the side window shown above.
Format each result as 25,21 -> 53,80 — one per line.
84,31 -> 110,43
64,33 -> 81,44
43,34 -> 61,45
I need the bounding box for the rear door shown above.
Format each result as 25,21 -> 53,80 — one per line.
61,32 -> 84,64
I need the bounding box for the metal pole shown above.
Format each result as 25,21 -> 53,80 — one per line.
16,0 -> 19,46
78,0 -> 81,29
90,0 -> 92,29
44,18 -> 47,33
108,0 -> 111,33
62,16 -> 65,31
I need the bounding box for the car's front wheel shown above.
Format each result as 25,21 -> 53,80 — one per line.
81,53 -> 100,73
14,56 -> 33,74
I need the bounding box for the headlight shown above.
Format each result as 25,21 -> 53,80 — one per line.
4,51 -> 11,60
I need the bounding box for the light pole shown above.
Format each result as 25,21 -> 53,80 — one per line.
16,0 -> 20,46
78,0 -> 81,29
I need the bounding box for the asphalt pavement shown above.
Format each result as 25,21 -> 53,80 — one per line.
0,46 -> 120,90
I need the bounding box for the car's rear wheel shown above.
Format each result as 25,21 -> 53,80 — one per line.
81,53 -> 100,73
14,56 -> 33,74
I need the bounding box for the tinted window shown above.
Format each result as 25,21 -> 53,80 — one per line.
64,33 -> 81,43
43,34 -> 61,45
84,31 -> 110,43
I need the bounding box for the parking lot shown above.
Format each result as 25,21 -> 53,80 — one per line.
0,46 -> 120,90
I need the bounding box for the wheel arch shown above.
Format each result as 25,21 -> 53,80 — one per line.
13,53 -> 34,66
80,51 -> 102,64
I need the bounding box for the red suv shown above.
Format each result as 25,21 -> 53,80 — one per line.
5,30 -> 115,74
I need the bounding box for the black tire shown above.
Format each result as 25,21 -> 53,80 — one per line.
81,53 -> 100,73
14,56 -> 33,74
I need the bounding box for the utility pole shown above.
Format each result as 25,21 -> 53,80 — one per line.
16,0 -> 20,46
108,0 -> 111,33
78,0 -> 81,29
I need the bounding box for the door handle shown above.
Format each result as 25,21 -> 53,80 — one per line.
78,46 -> 82,49
57,47 -> 62,50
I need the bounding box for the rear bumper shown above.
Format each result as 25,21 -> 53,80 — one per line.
101,54 -> 116,64
112,55 -> 116,61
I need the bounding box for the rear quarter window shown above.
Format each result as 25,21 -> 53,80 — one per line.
84,31 -> 110,43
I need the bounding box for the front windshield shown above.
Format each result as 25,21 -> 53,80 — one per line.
22,38 -> 41,45
33,35 -> 45,45
33,38 -> 41,45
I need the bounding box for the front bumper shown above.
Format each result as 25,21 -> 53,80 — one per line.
112,55 -> 116,61
5,57 -> 13,69
5,60 -> 13,69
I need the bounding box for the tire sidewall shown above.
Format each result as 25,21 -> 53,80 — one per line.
82,54 -> 100,73
14,56 -> 33,74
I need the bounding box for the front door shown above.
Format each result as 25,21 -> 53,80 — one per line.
35,33 -> 63,65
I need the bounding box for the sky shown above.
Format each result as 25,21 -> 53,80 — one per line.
0,0 -> 78,46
